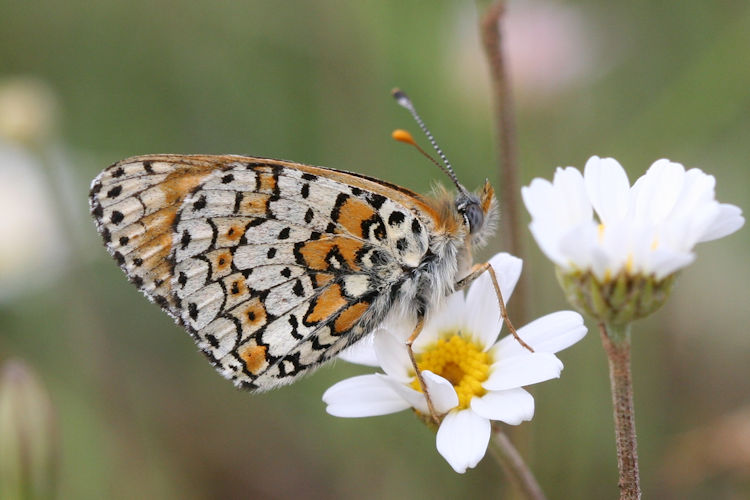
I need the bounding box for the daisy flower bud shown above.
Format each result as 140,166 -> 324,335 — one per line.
0,359 -> 59,499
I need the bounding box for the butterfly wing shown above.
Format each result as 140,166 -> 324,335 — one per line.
90,155 -> 435,390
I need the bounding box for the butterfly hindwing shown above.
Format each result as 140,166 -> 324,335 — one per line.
173,160 -> 432,389
91,155 -> 435,391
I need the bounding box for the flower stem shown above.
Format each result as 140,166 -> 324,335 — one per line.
479,0 -> 528,324
489,425 -> 547,500
599,323 -> 641,499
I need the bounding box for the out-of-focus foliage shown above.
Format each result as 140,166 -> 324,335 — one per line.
0,1 -> 748,498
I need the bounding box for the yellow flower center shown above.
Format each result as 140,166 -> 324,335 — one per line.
410,333 -> 491,410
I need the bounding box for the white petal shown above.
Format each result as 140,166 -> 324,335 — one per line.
584,156 -> 630,223
523,168 -> 592,268
521,177 -> 556,221
662,200 -> 720,252
373,329 -> 412,382
423,371 -> 460,414
630,159 -> 685,224
483,352 -> 563,391
552,166 -> 592,226
380,371 -> 459,415
471,388 -> 535,425
415,291 -> 467,352
436,410 -> 491,473
527,220 -> 568,266
557,221 -> 601,273
323,375 -> 410,417
465,253 -> 522,349
649,248 -> 695,279
698,203 -> 744,242
495,311 -> 587,358
486,253 -> 523,304
337,332 -> 379,366
664,168 -> 716,230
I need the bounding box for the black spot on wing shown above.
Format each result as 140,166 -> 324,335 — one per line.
388,211 -> 405,226
193,194 -> 207,210
368,193 -> 386,209
114,251 -> 125,265
233,192 -> 243,213
107,185 -> 122,198
180,229 -> 191,249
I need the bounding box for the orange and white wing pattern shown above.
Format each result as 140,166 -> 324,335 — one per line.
90,154 -> 436,390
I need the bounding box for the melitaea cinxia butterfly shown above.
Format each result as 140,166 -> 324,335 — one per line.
89,91 -> 520,408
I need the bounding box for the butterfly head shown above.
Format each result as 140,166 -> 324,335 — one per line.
455,179 -> 497,248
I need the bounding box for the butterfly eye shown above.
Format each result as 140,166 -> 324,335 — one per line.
464,203 -> 484,234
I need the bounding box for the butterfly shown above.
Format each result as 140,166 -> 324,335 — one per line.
89,90 -> 524,414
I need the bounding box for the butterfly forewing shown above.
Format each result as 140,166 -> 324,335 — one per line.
90,155 -> 434,390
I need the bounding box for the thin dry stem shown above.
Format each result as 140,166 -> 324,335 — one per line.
479,0 -> 528,324
599,323 -> 641,500
489,425 -> 547,500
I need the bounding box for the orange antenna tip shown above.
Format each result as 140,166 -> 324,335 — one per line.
392,129 -> 416,145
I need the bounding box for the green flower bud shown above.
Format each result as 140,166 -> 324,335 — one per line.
0,359 -> 58,500
556,268 -> 676,326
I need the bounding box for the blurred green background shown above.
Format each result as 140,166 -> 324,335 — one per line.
1,0 -> 748,498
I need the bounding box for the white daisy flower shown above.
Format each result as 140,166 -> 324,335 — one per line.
323,253 -> 587,473
522,156 -> 744,282
0,140 -> 67,300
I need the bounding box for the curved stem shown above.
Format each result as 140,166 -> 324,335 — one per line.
599,323 -> 641,499
489,425 -> 547,500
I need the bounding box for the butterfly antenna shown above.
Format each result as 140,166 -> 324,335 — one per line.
391,129 -> 448,178
391,88 -> 467,194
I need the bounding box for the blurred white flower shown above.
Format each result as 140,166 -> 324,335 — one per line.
323,253 -> 587,473
0,77 -> 56,145
0,140 -> 67,299
522,156 -> 744,282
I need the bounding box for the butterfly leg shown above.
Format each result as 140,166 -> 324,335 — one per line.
405,315 -> 441,424
455,262 -> 534,353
